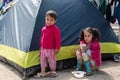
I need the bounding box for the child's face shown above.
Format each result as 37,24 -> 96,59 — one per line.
45,15 -> 56,26
84,30 -> 93,44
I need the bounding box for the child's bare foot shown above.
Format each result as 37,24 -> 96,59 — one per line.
40,72 -> 47,77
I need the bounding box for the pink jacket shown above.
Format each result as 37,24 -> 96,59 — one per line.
80,40 -> 102,67
40,25 -> 61,50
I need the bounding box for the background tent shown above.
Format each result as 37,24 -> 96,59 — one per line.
0,0 -> 120,78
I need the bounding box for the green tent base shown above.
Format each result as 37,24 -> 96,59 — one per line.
0,42 -> 120,77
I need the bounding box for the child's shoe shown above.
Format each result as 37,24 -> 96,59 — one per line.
76,61 -> 81,70
84,61 -> 93,76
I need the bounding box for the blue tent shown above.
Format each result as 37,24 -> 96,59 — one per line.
0,0 -> 120,78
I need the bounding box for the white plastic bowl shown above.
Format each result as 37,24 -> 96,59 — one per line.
71,71 -> 86,78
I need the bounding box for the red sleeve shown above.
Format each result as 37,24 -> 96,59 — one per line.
54,27 -> 61,50
90,41 -> 102,66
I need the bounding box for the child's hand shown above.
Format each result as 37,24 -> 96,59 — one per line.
55,49 -> 59,55
40,47 -> 42,53
82,46 -> 87,52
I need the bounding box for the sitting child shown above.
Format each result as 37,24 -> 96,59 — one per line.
76,27 -> 102,76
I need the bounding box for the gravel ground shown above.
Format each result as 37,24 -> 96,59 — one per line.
0,60 -> 120,80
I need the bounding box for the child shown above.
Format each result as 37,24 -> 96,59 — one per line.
76,27 -> 102,76
35,10 -> 61,78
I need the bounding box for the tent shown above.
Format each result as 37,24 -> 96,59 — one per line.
0,0 -> 120,78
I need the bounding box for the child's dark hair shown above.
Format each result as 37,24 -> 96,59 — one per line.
79,27 -> 100,41
46,10 -> 57,20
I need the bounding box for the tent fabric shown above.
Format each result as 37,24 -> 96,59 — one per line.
30,0 -> 119,51
0,0 -> 120,78
0,42 -> 120,77
0,0 -> 42,52
0,44 -> 26,67
0,0 -> 5,10
0,42 -> 120,68
101,42 -> 120,53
